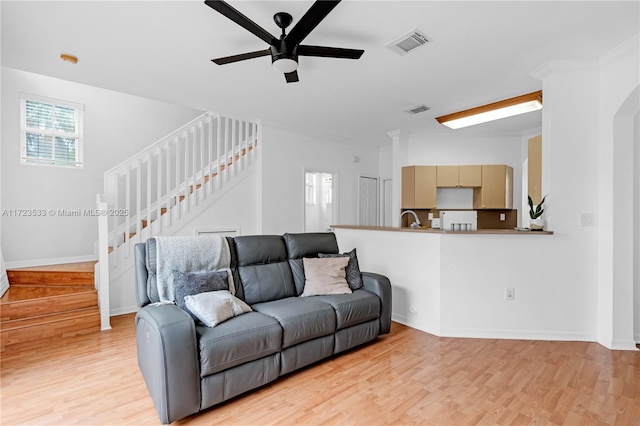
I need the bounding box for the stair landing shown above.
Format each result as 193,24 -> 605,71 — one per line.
1,262 -> 101,352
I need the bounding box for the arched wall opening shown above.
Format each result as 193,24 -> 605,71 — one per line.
612,84 -> 640,346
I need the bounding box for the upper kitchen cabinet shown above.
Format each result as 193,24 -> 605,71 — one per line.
473,165 -> 513,209
402,166 -> 437,209
436,165 -> 482,188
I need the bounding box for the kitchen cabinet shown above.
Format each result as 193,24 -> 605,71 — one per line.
436,165 -> 482,187
402,166 -> 437,209
473,165 -> 513,209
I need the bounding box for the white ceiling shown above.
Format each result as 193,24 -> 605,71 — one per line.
2,1 -> 638,146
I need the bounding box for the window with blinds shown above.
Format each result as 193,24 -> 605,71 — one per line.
20,96 -> 84,168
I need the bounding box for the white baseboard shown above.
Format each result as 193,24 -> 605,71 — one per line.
439,326 -> 595,343
110,305 -> 138,317
5,254 -> 98,270
598,337 -> 640,351
391,313 -> 441,336
393,313 -> 600,344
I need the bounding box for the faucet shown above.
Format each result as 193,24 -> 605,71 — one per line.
400,210 -> 421,228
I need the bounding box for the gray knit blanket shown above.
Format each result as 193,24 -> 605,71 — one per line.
154,235 -> 233,303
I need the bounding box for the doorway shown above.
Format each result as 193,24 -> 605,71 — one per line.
304,171 -> 337,232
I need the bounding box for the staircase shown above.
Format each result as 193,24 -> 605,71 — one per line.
95,112 -> 260,329
0,262 -> 100,352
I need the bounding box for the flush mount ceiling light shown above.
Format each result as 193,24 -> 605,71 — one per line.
60,53 -> 78,64
435,90 -> 542,129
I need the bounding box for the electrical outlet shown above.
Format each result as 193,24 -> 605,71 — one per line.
505,287 -> 515,300
500,213 -> 506,221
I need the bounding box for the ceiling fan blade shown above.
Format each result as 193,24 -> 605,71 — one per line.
212,49 -> 271,65
205,0 -> 277,45
297,45 -> 364,59
284,0 -> 340,47
284,70 -> 299,83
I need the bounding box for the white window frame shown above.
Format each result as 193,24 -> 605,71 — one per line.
20,94 -> 85,168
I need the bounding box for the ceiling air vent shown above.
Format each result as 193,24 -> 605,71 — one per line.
405,105 -> 430,115
387,29 -> 429,56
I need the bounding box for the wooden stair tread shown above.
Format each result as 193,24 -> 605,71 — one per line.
1,308 -> 101,351
1,291 -> 98,322
1,307 -> 100,331
1,286 -> 96,303
8,261 -> 96,273
7,261 -> 96,286
7,270 -> 95,286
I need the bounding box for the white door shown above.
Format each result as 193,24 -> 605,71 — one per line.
358,176 -> 379,226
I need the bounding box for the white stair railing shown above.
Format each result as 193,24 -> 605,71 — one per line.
96,112 -> 259,328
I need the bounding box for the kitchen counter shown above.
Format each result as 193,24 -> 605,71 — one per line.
331,225 -> 553,235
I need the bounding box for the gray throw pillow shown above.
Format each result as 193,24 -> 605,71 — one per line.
173,270 -> 229,319
318,248 -> 363,290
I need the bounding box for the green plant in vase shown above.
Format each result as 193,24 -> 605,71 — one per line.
528,195 -> 546,230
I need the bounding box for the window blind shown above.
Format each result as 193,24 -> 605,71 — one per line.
20,96 -> 84,168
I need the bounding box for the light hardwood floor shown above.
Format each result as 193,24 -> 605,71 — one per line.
1,314 -> 639,425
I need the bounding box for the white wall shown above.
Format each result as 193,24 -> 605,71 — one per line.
108,169 -> 259,315
259,124 -> 380,235
1,68 -> 202,266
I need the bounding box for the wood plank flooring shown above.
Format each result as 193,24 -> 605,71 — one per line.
1,315 -> 639,425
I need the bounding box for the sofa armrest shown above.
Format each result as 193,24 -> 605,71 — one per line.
135,304 -> 201,424
361,272 -> 392,335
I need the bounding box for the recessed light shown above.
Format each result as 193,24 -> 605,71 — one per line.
60,53 -> 78,64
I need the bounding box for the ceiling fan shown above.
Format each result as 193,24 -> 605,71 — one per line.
204,0 -> 364,83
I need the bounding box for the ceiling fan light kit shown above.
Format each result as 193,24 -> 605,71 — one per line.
272,58 -> 298,74
204,0 -> 364,83
436,90 -> 543,129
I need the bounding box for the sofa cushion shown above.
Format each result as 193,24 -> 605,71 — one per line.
174,270 -> 229,319
234,235 -> 296,305
318,248 -> 364,290
185,290 -> 252,327
283,232 -> 340,295
196,311 -> 282,377
300,257 -> 351,297
310,290 -> 381,330
251,297 -> 336,349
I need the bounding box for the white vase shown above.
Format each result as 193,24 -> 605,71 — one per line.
530,218 -> 544,231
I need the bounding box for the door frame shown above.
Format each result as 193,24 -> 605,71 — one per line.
380,176 -> 393,227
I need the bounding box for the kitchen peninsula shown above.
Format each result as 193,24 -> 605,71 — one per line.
331,224 -> 557,342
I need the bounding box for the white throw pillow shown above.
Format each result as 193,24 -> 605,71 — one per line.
300,256 -> 352,297
184,290 -> 252,327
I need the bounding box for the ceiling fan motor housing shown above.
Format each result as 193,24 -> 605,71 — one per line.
270,40 -> 298,64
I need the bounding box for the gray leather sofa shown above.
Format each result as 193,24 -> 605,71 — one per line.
134,232 -> 392,424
